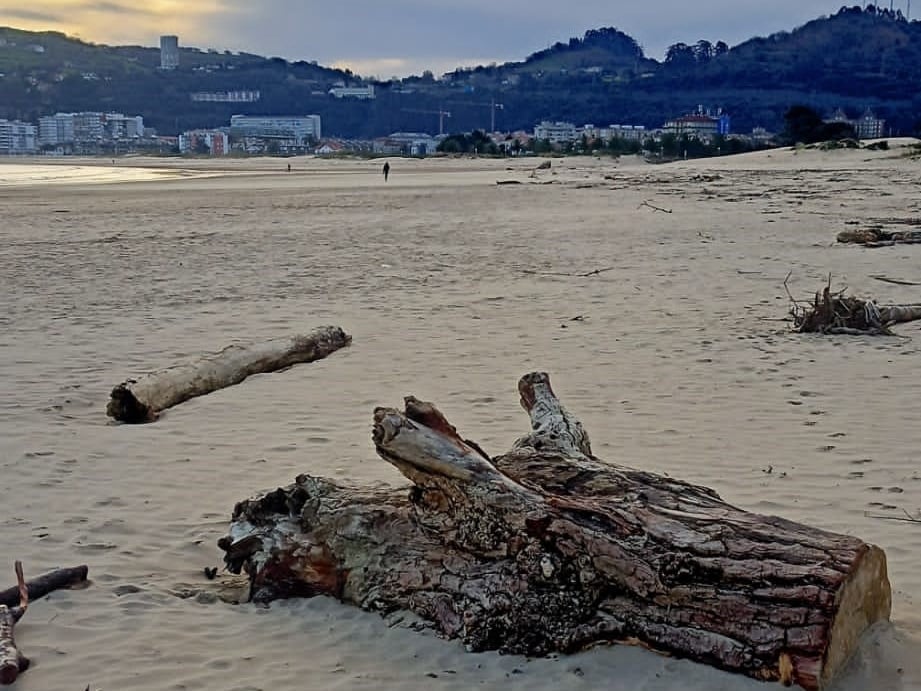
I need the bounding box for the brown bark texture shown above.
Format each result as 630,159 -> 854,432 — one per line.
107,326 -> 351,423
219,372 -> 891,691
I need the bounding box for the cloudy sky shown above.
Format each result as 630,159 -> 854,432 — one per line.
0,1 -> 894,77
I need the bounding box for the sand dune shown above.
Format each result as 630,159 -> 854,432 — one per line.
1,143 -> 919,690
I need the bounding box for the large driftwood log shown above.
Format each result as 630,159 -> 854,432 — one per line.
220,373 -> 891,690
107,326 -> 351,423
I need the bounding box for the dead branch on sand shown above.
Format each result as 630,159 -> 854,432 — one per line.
785,273 -> 921,335
521,267 -> 614,278
837,228 -> 921,248
639,200 -> 673,213
220,372 -> 890,691
865,509 -> 921,524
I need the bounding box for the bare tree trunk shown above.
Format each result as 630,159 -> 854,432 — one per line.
107,326 -> 351,423
220,373 -> 890,691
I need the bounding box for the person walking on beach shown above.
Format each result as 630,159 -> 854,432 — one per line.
382,161 -> 390,182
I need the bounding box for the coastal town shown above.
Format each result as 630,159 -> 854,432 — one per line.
0,32 -> 888,159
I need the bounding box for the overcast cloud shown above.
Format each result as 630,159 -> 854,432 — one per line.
0,1 -> 900,76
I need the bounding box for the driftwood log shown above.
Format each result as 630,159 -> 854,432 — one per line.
220,373 -> 891,690
107,326 -> 351,423
788,277 -> 921,335
0,562 -> 89,684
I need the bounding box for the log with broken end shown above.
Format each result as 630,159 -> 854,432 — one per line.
220,372 -> 890,690
107,326 -> 351,423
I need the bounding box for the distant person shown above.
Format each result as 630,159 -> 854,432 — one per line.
383,161 -> 390,182
287,163 -> 291,172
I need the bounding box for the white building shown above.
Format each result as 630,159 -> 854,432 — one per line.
38,112 -> 145,149
105,113 -> 145,139
0,119 -> 38,154
160,35 -> 179,70
39,113 -> 76,147
191,90 -> 261,103
229,114 -> 322,149
329,85 -> 375,99
534,121 -> 577,144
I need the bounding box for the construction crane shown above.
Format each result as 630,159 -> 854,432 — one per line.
449,99 -> 505,132
400,108 -> 452,136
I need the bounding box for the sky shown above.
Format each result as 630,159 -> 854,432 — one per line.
0,2 -> 905,78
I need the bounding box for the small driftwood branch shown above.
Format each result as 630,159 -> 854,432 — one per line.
786,275 -> 921,335
870,275 -> 921,287
521,267 -> 614,278
0,564 -> 89,608
0,562 -> 29,685
107,326 -> 351,423
639,200 -> 673,213
221,372 -> 890,691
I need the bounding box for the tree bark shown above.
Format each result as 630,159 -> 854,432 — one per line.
107,326 -> 351,423
220,372 -> 891,691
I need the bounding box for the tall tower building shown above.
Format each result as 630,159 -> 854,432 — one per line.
160,35 -> 179,70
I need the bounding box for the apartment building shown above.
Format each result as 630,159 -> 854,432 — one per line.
0,119 -> 38,154
229,114 -> 322,152
534,121 -> 577,143
39,112 -> 145,149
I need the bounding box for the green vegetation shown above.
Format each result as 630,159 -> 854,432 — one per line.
2,7 -> 920,138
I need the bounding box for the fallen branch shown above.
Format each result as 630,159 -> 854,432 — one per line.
0,564 -> 89,608
221,372 -> 890,691
0,562 -> 29,685
870,275 -> 921,287
865,509 -> 921,523
107,326 -> 351,423
639,200 -> 672,213
838,228 -> 921,247
521,267 -> 614,278
787,275 -> 921,335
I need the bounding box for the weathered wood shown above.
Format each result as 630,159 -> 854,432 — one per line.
107,326 -> 351,423
788,280 -> 921,335
0,564 -> 88,608
0,563 -> 29,685
220,372 -> 891,690
837,227 -> 921,246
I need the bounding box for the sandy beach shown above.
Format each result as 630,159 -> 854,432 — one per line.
1,145 -> 920,690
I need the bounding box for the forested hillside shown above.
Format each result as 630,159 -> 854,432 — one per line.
1,7 -> 920,138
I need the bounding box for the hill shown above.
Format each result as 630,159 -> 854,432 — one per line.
1,9 -> 921,138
